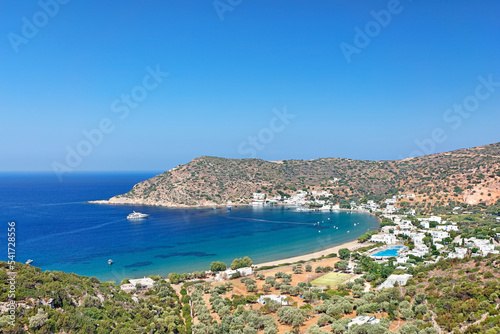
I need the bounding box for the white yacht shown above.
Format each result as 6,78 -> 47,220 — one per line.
26,259 -> 33,265
108,259 -> 114,265
127,211 -> 150,219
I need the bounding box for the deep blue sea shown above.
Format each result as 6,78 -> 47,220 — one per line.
0,172 -> 379,282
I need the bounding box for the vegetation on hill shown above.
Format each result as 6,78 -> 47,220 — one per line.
0,262 -> 186,334
108,142 -> 500,207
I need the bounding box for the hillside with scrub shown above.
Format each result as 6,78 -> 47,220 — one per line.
100,142 -> 500,208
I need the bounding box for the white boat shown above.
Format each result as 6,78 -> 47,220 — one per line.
127,211 -> 150,219
26,259 -> 33,265
108,259 -> 113,265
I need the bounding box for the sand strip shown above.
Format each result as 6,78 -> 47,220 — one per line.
255,240 -> 374,268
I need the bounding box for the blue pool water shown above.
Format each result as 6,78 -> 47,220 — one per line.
371,245 -> 407,257
0,172 -> 380,282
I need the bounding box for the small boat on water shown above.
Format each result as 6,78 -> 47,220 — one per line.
108,259 -> 113,265
26,259 -> 33,265
127,211 -> 149,219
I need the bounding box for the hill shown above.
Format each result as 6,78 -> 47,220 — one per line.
0,262 -> 187,333
96,142 -> 500,208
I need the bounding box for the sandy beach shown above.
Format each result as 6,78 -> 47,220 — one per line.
255,239 -> 374,268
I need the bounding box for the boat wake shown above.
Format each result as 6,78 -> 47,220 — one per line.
23,219 -> 123,244
226,216 -> 313,226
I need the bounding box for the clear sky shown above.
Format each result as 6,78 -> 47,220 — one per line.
1,0 -> 499,172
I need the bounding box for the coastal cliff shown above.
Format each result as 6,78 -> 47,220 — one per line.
92,142 -> 500,207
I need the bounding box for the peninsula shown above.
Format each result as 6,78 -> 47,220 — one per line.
91,142 -> 500,209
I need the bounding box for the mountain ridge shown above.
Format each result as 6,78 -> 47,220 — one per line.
93,142 -> 500,208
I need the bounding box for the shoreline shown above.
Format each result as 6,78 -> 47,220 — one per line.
255,239 -> 374,268
88,199 -> 382,216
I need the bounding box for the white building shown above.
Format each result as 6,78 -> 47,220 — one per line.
396,256 -> 409,264
435,243 -> 444,250
398,220 -> 416,231
252,193 -> 265,200
417,216 -> 443,224
284,191 -> 308,205
267,196 -> 281,203
463,238 -> 499,256
347,316 -> 380,329
128,277 -> 155,290
448,247 -> 468,259
436,225 -> 459,232
383,205 -> 398,214
429,230 -> 449,243
257,295 -> 288,306
370,234 -> 397,244
120,283 -> 137,293
385,198 -> 397,205
215,267 -> 254,281
377,274 -> 413,289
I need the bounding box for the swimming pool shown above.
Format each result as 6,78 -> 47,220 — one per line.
371,245 -> 407,258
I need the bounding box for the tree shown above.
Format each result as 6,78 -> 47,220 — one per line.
277,306 -> 306,327
168,272 -> 185,284
210,261 -> 227,273
29,309 -> 48,329
338,248 -> 351,260
398,323 -> 419,334
400,307 -> 414,320
231,256 -> 253,269
245,295 -> 258,303
307,324 -> 329,334
261,299 -> 281,314
246,284 -> 257,292
334,260 -> 348,270
265,276 -> 276,286
317,314 -> 333,326
305,264 -> 312,272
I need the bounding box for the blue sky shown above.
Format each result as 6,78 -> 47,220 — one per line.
1,0 -> 499,172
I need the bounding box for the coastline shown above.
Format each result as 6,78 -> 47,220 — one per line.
87,199 -> 381,278
255,239 -> 374,268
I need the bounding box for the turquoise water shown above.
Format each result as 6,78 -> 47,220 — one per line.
0,172 -> 380,282
371,245 -> 407,257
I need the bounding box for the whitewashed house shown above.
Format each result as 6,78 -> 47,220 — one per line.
128,277 -> 155,290
257,295 -> 288,306
348,316 -> 380,329
429,230 -> 449,243
215,267 -> 254,281
377,274 -> 413,289
448,247 -> 468,259
370,234 -> 397,244
437,225 -> 459,232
